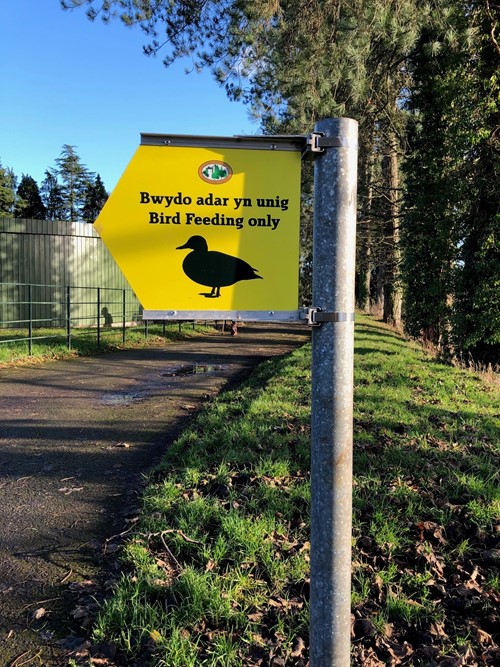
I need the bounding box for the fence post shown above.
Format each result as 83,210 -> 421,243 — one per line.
122,289 -> 126,344
97,287 -> 101,348
310,117 -> 358,667
66,286 -> 71,350
28,284 -> 33,356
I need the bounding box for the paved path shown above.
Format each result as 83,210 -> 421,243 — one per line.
0,323 -> 309,665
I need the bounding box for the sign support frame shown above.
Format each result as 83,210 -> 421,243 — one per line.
143,309 -> 304,322
96,119 -> 359,664
140,132 -> 306,152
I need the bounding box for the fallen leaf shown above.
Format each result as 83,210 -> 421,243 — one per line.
475,626 -> 493,646
387,641 -> 413,662
32,607 -> 46,620
291,637 -> 306,657
104,542 -> 121,554
352,644 -> 386,666
354,618 -> 377,638
68,580 -> 97,594
249,643 -> 267,663
268,596 -> 284,608
426,578 -> 447,596
358,536 -> 374,550
416,521 -> 447,544
416,542 -> 446,579
429,620 -> 448,638
71,606 -> 91,620
58,636 -> 89,651
415,645 -> 440,661
438,655 -> 464,666
247,612 -> 263,623
383,623 -> 394,638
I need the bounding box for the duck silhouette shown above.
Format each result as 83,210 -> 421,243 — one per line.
176,235 -> 263,298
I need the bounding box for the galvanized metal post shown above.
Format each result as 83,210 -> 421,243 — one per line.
97,287 -> 101,348
310,117 -> 358,666
122,289 -> 126,343
28,284 -> 33,356
66,286 -> 71,350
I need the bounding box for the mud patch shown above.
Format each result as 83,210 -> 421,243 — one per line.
101,363 -> 231,406
160,362 -> 227,377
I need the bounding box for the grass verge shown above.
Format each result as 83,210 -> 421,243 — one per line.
87,315 -> 499,666
0,322 -> 214,365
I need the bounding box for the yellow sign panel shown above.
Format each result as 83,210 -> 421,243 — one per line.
95,141 -> 301,314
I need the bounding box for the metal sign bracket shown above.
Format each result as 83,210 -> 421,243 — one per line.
306,307 -> 355,326
303,132 -> 357,159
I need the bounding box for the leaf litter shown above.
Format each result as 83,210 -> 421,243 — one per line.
67,316 -> 499,666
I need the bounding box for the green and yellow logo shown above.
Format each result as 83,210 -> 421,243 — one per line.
198,160 -> 232,184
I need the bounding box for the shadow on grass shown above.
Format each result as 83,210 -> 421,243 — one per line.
77,315 -> 500,665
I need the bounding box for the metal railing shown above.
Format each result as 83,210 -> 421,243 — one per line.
0,283 -> 231,359
0,282 -> 144,355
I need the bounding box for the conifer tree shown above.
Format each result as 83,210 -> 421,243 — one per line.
81,173 -> 108,222
0,161 -> 20,216
62,1 -> 426,327
65,0 -> 499,359
402,1 -> 499,360
15,174 -> 46,219
41,169 -> 65,221
55,144 -> 92,221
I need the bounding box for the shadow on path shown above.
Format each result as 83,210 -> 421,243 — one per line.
0,323 -> 309,664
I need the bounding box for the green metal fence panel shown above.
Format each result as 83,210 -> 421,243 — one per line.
0,217 -> 141,327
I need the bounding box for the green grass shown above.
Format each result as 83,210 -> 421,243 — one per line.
0,321 -> 214,363
88,314 -> 499,665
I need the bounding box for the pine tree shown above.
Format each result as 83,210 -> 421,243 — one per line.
62,2 -> 426,325
55,144 -> 92,221
81,173 -> 108,223
402,1 -> 500,361
0,161 -> 20,216
448,1 -> 500,362
41,169 -> 65,221
15,174 -> 46,219
66,0 -> 499,357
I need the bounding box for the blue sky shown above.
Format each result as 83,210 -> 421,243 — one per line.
0,1 -> 256,192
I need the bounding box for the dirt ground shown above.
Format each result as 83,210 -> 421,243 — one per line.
0,323 -> 309,666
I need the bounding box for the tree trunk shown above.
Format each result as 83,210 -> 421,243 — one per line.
382,132 -> 402,328
356,126 -> 376,312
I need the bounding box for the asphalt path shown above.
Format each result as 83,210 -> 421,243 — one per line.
0,323 -> 309,665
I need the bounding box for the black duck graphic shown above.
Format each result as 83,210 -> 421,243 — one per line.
176,235 -> 263,298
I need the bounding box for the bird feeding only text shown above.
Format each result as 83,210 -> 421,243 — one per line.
140,191 -> 289,231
